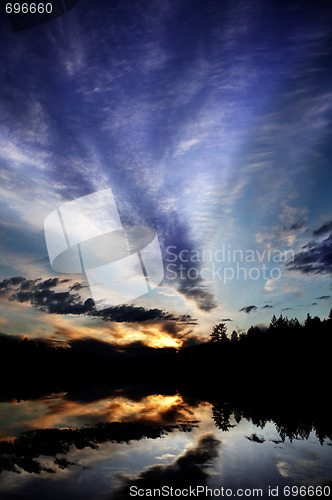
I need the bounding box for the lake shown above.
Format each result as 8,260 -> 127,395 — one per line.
0,386 -> 331,499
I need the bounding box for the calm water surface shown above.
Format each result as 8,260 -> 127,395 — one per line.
0,387 -> 331,499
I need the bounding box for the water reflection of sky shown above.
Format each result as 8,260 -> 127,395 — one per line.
0,392 -> 331,500
0,391 -> 197,440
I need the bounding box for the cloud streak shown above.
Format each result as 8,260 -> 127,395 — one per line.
239,305 -> 257,314
287,234 -> 332,275
313,221 -> 332,237
0,276 -> 196,325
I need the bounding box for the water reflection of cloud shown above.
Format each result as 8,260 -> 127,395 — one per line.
275,448 -> 330,484
155,453 -> 177,460
111,433 -> 221,499
276,460 -> 292,478
0,392 -> 195,441
0,421 -> 196,476
0,396 -> 331,500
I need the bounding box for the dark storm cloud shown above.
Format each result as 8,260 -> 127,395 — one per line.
0,276 -> 195,324
112,434 -> 221,499
313,221 -> 332,236
239,305 -> 257,314
286,234 -> 332,275
220,318 -> 232,321
262,304 -> 273,309
315,295 -> 331,300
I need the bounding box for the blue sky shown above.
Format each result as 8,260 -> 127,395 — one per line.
0,0 -> 331,347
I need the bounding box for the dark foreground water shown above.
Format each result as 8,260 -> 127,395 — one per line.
0,387 -> 331,499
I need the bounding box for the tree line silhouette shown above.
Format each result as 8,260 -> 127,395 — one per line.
210,309 -> 332,345
0,309 -> 330,400
210,396 -> 332,444
207,309 -> 332,373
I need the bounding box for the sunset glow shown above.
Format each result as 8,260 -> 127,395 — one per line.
0,392 -> 188,441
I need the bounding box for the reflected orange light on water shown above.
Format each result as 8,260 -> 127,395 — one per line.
112,394 -> 185,422
0,392 -> 193,441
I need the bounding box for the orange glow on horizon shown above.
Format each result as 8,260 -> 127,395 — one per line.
4,308 -> 186,350
145,334 -> 182,349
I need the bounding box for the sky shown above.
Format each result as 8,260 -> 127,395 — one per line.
0,0 -> 331,349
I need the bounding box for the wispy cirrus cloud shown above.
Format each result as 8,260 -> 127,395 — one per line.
1,0 -> 332,334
